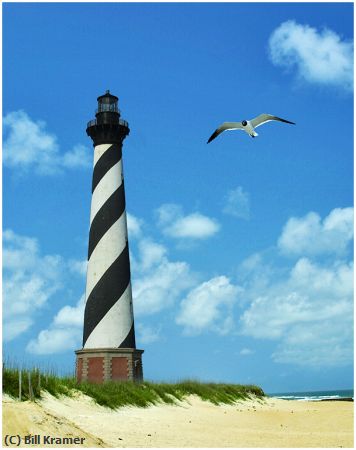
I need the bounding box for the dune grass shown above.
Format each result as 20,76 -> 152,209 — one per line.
3,366 -> 264,409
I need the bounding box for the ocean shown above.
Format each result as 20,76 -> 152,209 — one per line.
268,389 -> 354,401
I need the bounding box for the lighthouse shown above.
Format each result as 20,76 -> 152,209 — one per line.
75,91 -> 143,383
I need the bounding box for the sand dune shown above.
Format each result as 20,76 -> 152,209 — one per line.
3,393 -> 354,448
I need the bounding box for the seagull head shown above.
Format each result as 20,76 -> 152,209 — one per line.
242,120 -> 247,126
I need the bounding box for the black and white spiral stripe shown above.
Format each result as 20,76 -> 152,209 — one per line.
83,143 -> 136,349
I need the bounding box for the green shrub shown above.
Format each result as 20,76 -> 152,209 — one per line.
3,365 -> 264,409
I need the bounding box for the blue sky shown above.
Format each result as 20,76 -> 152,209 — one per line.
3,2 -> 353,393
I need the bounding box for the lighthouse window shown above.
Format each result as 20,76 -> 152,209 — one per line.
98,103 -> 118,112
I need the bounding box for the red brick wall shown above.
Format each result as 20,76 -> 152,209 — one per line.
87,357 -> 104,383
76,357 -> 83,382
111,357 -> 128,380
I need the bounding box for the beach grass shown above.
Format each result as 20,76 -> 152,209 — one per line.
3,365 -> 264,409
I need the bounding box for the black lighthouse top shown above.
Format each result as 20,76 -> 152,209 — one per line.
97,90 -> 118,114
86,90 -> 130,146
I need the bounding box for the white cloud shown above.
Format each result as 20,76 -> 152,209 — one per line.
3,318 -> 34,342
3,229 -> 87,352
3,110 -> 91,175
237,253 -> 264,279
269,20 -> 353,90
272,320 -> 353,367
62,144 -> 91,169
240,348 -> 254,356
176,276 -> 241,336
14,198 -> 352,370
136,323 -> 161,345
3,110 -> 58,174
3,229 -> 64,342
27,296 -> 85,355
223,186 -> 250,219
171,214 -> 219,239
278,207 -> 353,256
53,295 -> 85,328
126,214 -> 197,317
133,259 -> 194,316
68,259 -> 87,277
127,213 -> 144,238
3,229 -> 39,270
240,258 -> 353,366
136,239 -> 167,272
26,327 -> 82,355
241,258 -> 353,339
238,205 -> 354,368
156,203 -> 220,240
22,207 -> 197,353
27,211 -> 197,353
290,257 -> 352,300
155,203 -> 181,225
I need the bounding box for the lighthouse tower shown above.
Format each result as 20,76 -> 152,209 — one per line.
75,91 -> 143,383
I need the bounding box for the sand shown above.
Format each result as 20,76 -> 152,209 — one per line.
3,393 -> 354,448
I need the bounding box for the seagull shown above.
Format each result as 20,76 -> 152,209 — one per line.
207,113 -> 295,143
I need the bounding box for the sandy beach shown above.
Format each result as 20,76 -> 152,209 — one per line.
3,393 -> 354,448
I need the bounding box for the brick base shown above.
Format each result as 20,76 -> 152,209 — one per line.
75,348 -> 144,383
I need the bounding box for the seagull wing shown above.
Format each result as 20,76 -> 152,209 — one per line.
207,122 -> 243,143
250,114 -> 295,129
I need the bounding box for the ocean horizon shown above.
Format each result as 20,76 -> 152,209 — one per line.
267,389 -> 354,401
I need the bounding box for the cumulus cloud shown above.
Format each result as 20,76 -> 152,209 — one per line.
156,203 -> 220,240
136,239 -> 167,272
3,229 -> 87,352
278,207 -> 353,256
4,318 -> 33,342
223,186 -> 250,219
62,144 -> 91,169
3,229 -> 64,341
269,20 -> 353,90
238,206 -> 354,368
127,213 -> 144,239
68,259 -> 87,277
3,110 -> 91,175
24,209 -> 197,353
136,323 -> 161,345
132,251 -> 195,316
15,199 -> 352,370
27,296 -> 85,354
26,326 -> 82,355
176,276 -> 241,335
240,260 -> 353,339
272,320 -> 352,367
53,295 -> 85,328
126,214 -> 198,319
